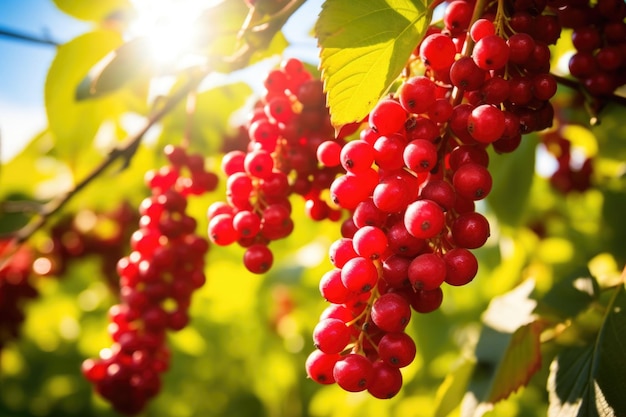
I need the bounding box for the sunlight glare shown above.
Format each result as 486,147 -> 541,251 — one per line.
129,0 -> 221,69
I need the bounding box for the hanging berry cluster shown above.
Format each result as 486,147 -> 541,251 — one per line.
0,241 -> 38,353
207,58 -> 347,274
81,146 -> 216,415
304,0 -> 597,398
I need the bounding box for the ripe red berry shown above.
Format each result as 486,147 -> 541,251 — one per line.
404,199 -> 445,239
333,354 -> 373,392
473,35 -> 510,70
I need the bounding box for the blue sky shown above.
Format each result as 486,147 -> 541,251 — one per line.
0,0 -> 89,160
0,0 -> 321,161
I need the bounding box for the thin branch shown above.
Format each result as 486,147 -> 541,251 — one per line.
0,26 -> 59,47
8,69 -> 208,247
1,0 -> 307,253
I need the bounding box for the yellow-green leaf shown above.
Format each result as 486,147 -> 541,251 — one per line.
76,37 -> 153,100
52,0 -> 132,22
316,0 -> 431,128
45,30 -> 138,163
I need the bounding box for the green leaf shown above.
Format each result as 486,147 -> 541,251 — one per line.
434,357 -> 477,417
52,0 -> 132,22
547,284 -> 626,417
45,30 -> 142,163
487,321 -> 543,402
76,37 -> 153,100
315,0 -> 431,128
160,82 -> 253,154
462,281 -> 543,417
487,133 -> 538,227
539,268 -> 600,319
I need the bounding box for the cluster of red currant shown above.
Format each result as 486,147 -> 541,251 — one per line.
306,0 -> 574,398
558,0 -> 626,96
540,128 -> 593,194
81,146 -> 216,415
207,58 -> 346,274
0,240 -> 38,353
32,202 -> 138,288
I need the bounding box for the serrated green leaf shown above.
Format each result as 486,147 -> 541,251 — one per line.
316,0 -> 431,128
52,0 -> 132,22
539,268 -> 600,319
547,284 -> 626,417
487,133 -> 538,227
434,357 -> 477,417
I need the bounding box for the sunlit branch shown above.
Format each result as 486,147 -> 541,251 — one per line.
5,69 -> 207,249
1,0 -> 307,255
0,26 -> 59,47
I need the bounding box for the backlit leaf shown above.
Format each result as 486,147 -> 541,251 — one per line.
316,0 -> 431,128
434,357 -> 476,417
548,284 -> 626,417
76,37 -> 153,100
487,321 -> 543,403
462,281 -> 543,417
52,0 -> 132,22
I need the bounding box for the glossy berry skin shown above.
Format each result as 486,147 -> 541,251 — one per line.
243,244 -> 273,274
452,163 -> 493,201
403,139 -> 438,173
444,248 -> 479,286
377,332 -> 416,368
369,99 -> 408,135
419,33 -> 457,70
398,76 -> 437,114
472,35 -> 510,70
467,105 -> 506,144
306,350 -> 340,385
408,253 -> 447,291
313,318 -> 352,354
371,292 -> 411,332
367,361 -> 403,399
452,212 -> 490,249
404,199 -> 445,239
333,354 -> 373,392
341,256 -> 379,293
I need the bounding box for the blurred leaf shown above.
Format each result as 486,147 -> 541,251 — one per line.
434,357 -> 476,417
76,37 -> 153,100
160,82 -> 253,154
483,279 -> 537,333
487,134 -> 538,227
539,268 -> 599,319
462,281 -> 543,417
601,190 -> 626,266
487,321 -> 543,403
315,0 -> 431,128
52,0 -> 132,22
547,284 -> 626,417
45,30 -> 126,162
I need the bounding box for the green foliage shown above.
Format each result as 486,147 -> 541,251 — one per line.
547,284 -> 626,417
316,0 -> 432,128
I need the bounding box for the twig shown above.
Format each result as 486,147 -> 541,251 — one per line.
1,0 -> 307,253
0,26 -> 59,47
7,70 -> 208,247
